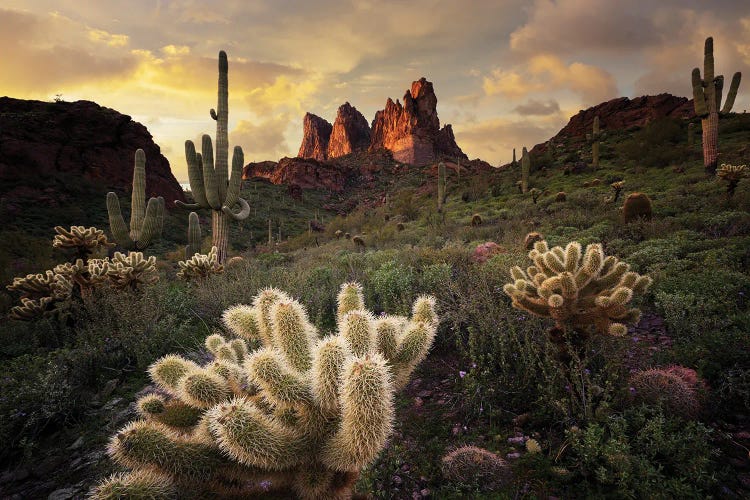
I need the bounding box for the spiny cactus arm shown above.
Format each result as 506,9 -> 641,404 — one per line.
252,287 -> 293,345
246,348 -> 313,408
135,196 -> 163,250
374,317 -> 401,364
107,420 -> 225,479
177,368 -> 232,409
692,68 -> 708,117
392,321 -> 436,389
311,336 -> 349,416
91,468 -> 176,500
721,72 -> 741,113
130,149 -> 147,239
221,196 -> 251,221
214,50 -> 229,203
148,354 -> 201,395
321,354 -> 394,471
155,197 -> 165,238
270,300 -> 315,372
207,397 -> 302,470
179,140 -> 209,208
222,305 -> 263,342
106,192 -> 135,249
186,211 -> 201,259
714,75 -> 724,112
8,296 -> 55,320
223,146 -> 244,211
340,310 -> 376,357
201,135 -> 221,210
336,282 -> 365,322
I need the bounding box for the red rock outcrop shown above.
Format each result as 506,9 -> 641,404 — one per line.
297,113 -> 332,161
370,77 -> 467,165
244,157 -> 352,192
553,94 -> 695,141
0,97 -> 185,208
327,102 -> 370,159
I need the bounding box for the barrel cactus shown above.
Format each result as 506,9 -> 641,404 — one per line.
92,283 -> 438,499
175,51 -> 250,264
622,192 -> 652,223
107,149 -> 165,250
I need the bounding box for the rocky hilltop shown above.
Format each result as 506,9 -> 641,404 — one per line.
297,78 -> 466,166
0,97 -> 185,209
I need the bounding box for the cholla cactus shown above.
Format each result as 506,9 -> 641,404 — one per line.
54,258 -> 110,297
177,246 -> 224,282
717,163 -> 746,198
610,181 -> 625,203
352,234 -> 365,250
523,232 -> 543,250
52,225 -> 113,261
504,240 -> 652,359
529,188 -> 542,204
6,270 -> 73,320
94,283 -> 438,499
107,149 -> 165,250
107,251 -> 159,291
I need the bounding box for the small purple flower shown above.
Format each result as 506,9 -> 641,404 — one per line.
471,362 -> 477,369
584,369 -> 591,375
632,336 -> 640,342
459,371 -> 467,378
259,480 -> 272,491
629,387 -> 636,394
564,384 -> 571,392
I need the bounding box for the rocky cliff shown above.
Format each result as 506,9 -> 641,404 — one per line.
327,102 -> 370,158
0,97 -> 185,209
554,94 -> 695,141
369,77 -> 467,164
297,113 -> 332,161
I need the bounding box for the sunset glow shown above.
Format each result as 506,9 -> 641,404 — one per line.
2,0 -> 749,182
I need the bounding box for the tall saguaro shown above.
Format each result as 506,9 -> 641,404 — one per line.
175,51 -> 250,263
692,37 -> 742,174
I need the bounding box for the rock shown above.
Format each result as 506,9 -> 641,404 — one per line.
68,436 -> 85,450
33,455 -> 67,477
98,379 -> 119,400
0,97 -> 185,212
102,397 -> 123,411
370,78 -> 467,165
297,113 -> 332,161
327,102 -> 370,159
472,242 -> 504,263
47,487 -> 78,500
0,468 -> 29,483
244,157 -> 350,192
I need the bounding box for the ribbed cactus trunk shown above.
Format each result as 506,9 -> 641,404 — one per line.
701,111 -> 719,173
521,147 -> 530,194
687,122 -> 695,146
692,37 -> 742,175
437,162 -> 446,213
212,211 -> 230,262
186,212 -> 201,259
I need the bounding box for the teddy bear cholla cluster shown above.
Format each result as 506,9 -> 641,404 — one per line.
504,240 -> 652,337
93,282 -> 438,499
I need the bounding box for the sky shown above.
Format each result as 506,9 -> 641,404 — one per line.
1,0 -> 749,183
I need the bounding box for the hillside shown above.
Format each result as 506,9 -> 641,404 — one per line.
1,96 -> 749,498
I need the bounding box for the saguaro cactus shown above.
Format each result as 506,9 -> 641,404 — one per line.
586,116 -> 602,169
437,162 -> 447,213
175,51 -> 250,263
521,147 -> 530,194
692,37 -> 742,174
687,122 -> 695,146
186,212 -> 201,259
92,283 -> 438,499
107,149 -> 165,250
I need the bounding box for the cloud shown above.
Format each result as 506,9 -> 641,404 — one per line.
456,115 -> 566,166
230,115 -> 293,162
513,99 -> 561,115
244,75 -> 322,116
87,28 -> 129,47
483,54 -> 618,105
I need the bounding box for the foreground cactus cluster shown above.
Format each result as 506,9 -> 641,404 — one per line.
504,240 -> 652,360
177,246 -> 224,282
93,282 -> 438,499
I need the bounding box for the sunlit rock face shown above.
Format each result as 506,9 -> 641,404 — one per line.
327,102 -> 370,159
297,112 -> 332,161
370,77 -> 467,165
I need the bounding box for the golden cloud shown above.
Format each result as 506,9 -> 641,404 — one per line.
483,54 -> 618,105
230,115 -> 293,162
87,28 -> 129,47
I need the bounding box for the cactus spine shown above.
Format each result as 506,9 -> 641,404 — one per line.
107,149 -> 165,250
692,37 -> 742,174
94,284 -> 438,499
186,212 -> 201,259
175,51 -> 250,263
437,162 -> 447,213
521,147 -> 530,194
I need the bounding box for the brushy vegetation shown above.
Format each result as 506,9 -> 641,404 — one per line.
1,111 -> 749,498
